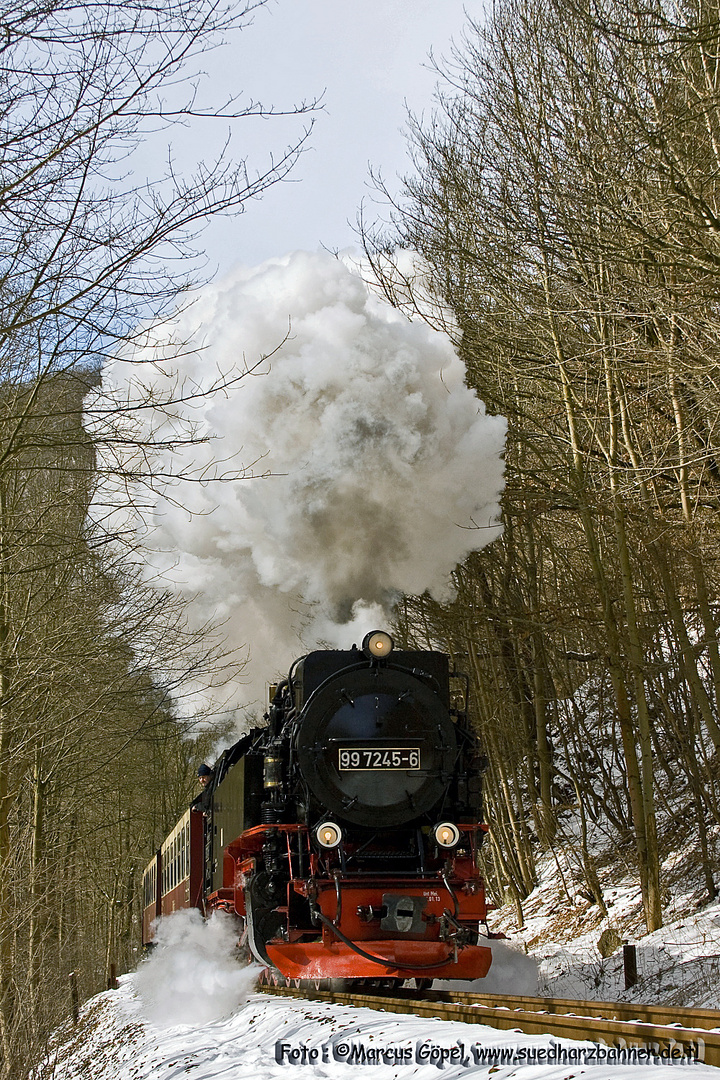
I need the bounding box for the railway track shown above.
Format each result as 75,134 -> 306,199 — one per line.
261,984 -> 720,1067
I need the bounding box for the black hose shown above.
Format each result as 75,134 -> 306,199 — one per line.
314,910 -> 455,972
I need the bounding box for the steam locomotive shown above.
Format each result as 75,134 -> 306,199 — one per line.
141,632 -> 492,985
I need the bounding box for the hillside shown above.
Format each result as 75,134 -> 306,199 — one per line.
489,811 -> 720,1008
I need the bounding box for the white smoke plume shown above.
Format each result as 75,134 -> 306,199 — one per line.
436,938 -> 538,996
92,251 -> 506,717
135,910 -> 259,1025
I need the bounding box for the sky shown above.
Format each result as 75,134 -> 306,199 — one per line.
173,0 -> 479,273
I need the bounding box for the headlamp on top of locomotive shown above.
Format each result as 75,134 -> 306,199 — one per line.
362,630 -> 394,659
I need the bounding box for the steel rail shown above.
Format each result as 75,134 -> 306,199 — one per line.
260,985 -> 720,1067
428,990 -> 720,1031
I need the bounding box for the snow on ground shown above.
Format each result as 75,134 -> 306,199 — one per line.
47,975 -> 717,1080
494,668 -> 720,1009
488,811 -> 720,1008
45,911 -> 719,1080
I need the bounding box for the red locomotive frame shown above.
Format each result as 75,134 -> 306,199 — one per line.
222,823 -> 491,981
143,816 -> 493,982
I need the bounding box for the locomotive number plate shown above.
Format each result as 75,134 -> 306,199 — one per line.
338,747 -> 421,770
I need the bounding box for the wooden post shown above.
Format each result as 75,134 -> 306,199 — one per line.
108,963 -> 117,990
623,943 -> 638,989
69,971 -> 79,1024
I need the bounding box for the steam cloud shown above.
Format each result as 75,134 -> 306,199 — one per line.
135,910 -> 258,1025
437,939 -> 538,996
94,251 -> 506,716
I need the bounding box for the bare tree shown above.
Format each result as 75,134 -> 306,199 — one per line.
368,0 -> 720,936
0,4 -> 316,1074
0,0 -> 315,362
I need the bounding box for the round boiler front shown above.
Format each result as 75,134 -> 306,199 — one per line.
296,667 -> 457,827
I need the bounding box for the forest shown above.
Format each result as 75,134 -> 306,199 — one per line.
3,0 -> 720,1077
0,2 -> 313,1076
364,0 -> 720,947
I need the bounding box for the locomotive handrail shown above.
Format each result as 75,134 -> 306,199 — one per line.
332,869 -> 342,927
292,658 -> 381,725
